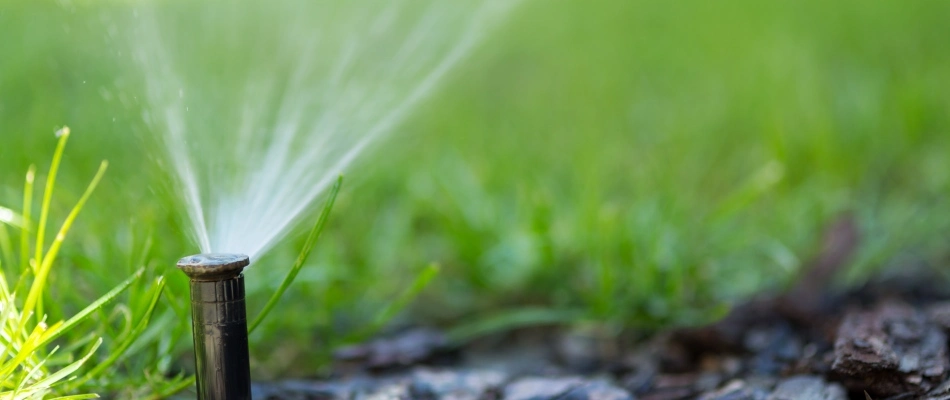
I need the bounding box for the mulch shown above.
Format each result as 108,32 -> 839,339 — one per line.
252,215 -> 950,400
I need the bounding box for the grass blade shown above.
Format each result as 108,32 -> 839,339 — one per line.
28,338 -> 102,396
21,161 -> 108,330
64,277 -> 165,390
0,206 -> 25,280
34,128 -> 70,270
145,375 -> 195,400
365,263 -> 440,337
0,224 -> 15,279
39,267 -> 143,347
0,206 -> 26,229
20,165 -> 36,274
248,176 -> 343,333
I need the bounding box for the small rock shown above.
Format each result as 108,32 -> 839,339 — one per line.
364,382 -> 412,400
560,381 -> 634,400
744,324 -> 802,376
637,388 -> 694,400
620,353 -> 659,394
638,374 -> 701,400
334,328 -> 452,370
694,373 -> 725,392
409,368 -> 507,400
697,380 -> 768,400
926,302 -> 950,332
503,376 -> 585,400
767,376 -> 846,400
250,383 -> 286,400
252,378 -> 366,399
556,326 -> 622,373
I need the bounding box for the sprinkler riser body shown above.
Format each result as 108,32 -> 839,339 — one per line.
178,254 -> 252,400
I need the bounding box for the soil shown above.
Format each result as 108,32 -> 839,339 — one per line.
251,216 -> 950,400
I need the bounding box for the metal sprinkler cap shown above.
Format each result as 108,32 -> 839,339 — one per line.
177,253 -> 250,281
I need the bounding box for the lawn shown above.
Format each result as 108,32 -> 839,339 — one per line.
1,0 -> 949,397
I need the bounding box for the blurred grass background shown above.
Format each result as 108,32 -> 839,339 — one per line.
2,0 -> 950,392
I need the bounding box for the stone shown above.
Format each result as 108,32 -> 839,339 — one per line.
409,368 -> 507,400
560,381 -> 634,400
334,328 -> 451,370
364,382 -> 412,400
767,376 -> 845,400
697,380 -> 769,400
251,379 -> 364,400
503,376 -> 586,400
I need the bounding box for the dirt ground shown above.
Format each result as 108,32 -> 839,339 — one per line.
253,217 -> 950,400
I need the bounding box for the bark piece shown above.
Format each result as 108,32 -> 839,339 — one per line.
777,215 -> 859,325
831,301 -> 948,396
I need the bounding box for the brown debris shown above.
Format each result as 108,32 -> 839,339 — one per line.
672,214 -> 860,359
776,214 -> 859,329
831,300 -> 948,397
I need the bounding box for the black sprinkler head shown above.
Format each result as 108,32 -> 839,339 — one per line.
178,253 -> 252,400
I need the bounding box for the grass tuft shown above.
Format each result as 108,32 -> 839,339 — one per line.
0,129 -> 148,398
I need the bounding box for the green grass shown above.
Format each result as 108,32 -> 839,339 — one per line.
2,0 -> 950,396
0,129 -> 162,398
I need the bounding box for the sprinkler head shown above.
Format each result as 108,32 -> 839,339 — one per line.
178,253 -> 250,281
178,253 -> 252,400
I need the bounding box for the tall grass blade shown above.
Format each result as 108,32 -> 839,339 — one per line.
20,165 -> 36,274
39,267 -> 143,347
365,263 -> 440,337
34,128 -> 70,270
248,176 -> 343,333
0,225 -> 15,278
0,206 -> 24,271
21,161 -> 109,330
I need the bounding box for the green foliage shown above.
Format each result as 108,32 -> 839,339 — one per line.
0,129 -> 150,398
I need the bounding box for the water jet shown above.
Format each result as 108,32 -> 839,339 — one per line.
178,253 -> 252,400
134,0 -> 524,261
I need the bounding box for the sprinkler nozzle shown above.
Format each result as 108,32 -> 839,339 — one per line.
178,253 -> 252,400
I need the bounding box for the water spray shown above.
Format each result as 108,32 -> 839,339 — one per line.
178,253 -> 252,400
